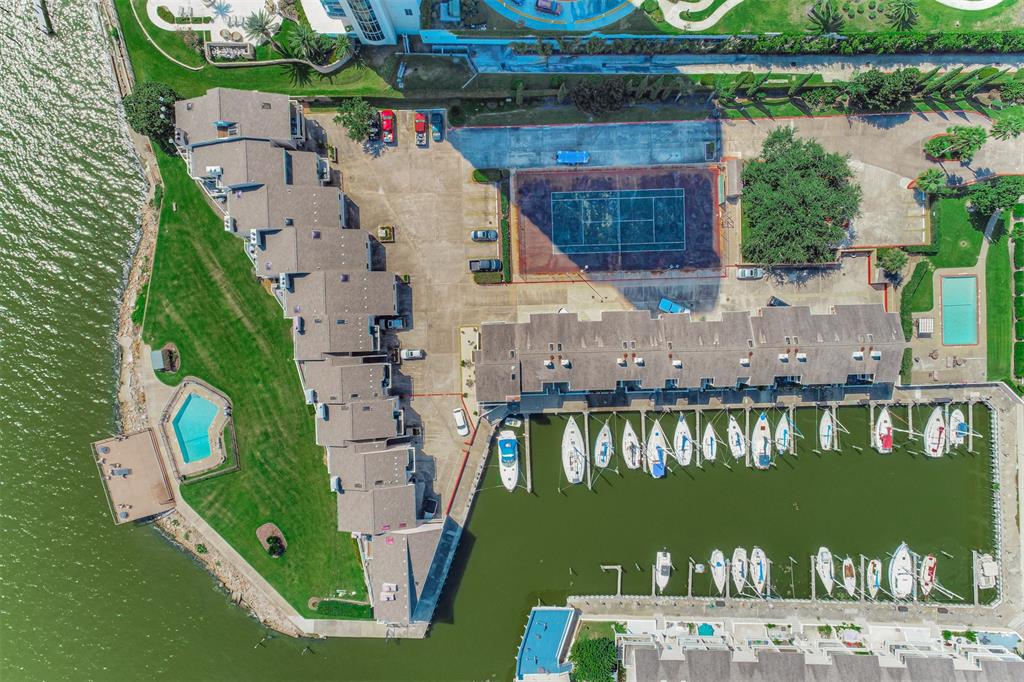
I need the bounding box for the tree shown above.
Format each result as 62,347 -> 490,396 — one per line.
243,9 -> 284,54
915,168 -> 948,195
1000,80 -> 1024,104
844,68 -> 920,111
568,636 -> 616,682
123,82 -> 180,145
991,106 -> 1024,140
568,79 -> 627,115
968,176 -> 1024,215
333,97 -> 376,142
806,0 -> 845,35
886,0 -> 919,31
923,126 -> 987,162
266,535 -> 285,558
741,127 -> 862,265
289,24 -> 326,62
876,248 -> 908,274
333,34 -> 352,61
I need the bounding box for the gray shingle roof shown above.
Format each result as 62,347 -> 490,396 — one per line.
256,226 -> 369,278
337,483 -> 416,535
174,88 -> 295,148
316,397 -> 403,446
327,441 -> 412,489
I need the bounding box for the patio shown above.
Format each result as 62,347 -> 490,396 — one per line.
146,0 -> 281,44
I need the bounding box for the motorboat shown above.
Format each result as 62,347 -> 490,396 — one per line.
702,423 -> 718,462
672,414 -> 693,467
889,542 -> 914,599
923,407 -> 946,458
874,406 -> 894,454
750,546 -> 768,596
727,415 -> 746,461
731,547 -> 748,594
496,430 -> 519,492
774,413 -> 790,454
594,421 -> 614,469
710,549 -> 727,595
816,547 -> 834,596
919,554 -> 937,597
949,408 -> 968,447
867,559 -> 882,599
561,416 -> 585,484
646,418 -> 669,479
656,551 -> 671,592
622,420 -> 641,470
819,410 -> 835,451
842,558 -> 856,597
752,412 -> 772,470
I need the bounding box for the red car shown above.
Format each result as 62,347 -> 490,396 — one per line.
381,109 -> 396,144
414,112 -> 428,147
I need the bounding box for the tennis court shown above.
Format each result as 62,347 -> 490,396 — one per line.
551,188 -> 686,255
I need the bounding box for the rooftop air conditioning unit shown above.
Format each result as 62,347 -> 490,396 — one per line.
278,272 -> 290,291
634,357 -> 645,367
871,351 -> 881,360
205,165 -> 223,177
223,215 -> 235,232
544,360 -> 555,369
672,359 -> 683,369
294,315 -> 304,334
617,357 -> 627,367
304,388 -> 315,404
796,352 -> 808,362
248,229 -> 259,246
560,358 -> 571,368
740,357 -> 750,367
852,351 -> 864,361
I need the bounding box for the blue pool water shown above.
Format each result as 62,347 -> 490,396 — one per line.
977,631 -> 1021,649
941,276 -> 978,345
172,394 -> 218,463
515,608 -> 573,680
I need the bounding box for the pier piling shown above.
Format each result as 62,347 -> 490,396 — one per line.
971,551 -> 979,606
695,409 -> 702,468
788,405 -> 796,455
908,404 -> 915,441
968,402 -> 974,452
810,555 -> 817,602
583,413 -> 592,490
687,559 -> 693,598
524,417 -> 533,493
744,407 -> 751,468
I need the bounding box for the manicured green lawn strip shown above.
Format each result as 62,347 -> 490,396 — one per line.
929,198 -> 985,269
114,0 -> 396,99
131,0 -> 206,68
985,219 -> 1012,381
143,147 -> 369,619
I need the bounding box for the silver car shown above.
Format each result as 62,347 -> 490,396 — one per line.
736,267 -> 766,280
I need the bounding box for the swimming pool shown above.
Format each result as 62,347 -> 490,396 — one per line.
941,276 -> 978,345
172,394 -> 218,463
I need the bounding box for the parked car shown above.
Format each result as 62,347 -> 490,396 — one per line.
367,112 -> 381,142
415,112 -> 428,147
535,0 -> 561,15
736,267 -> 765,280
381,109 -> 396,144
469,259 -> 502,273
471,229 -> 498,242
452,408 -> 470,437
400,348 -> 425,360
384,316 -> 407,330
767,296 -> 790,307
430,111 -> 444,142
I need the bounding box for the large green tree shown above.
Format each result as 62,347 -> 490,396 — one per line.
741,127 -> 861,265
569,636 -> 616,682
333,97 -> 376,142
969,176 -> 1024,215
844,68 -> 920,111
122,81 -> 180,145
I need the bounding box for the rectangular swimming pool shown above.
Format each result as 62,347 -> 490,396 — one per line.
172,394 -> 218,463
941,276 -> 978,345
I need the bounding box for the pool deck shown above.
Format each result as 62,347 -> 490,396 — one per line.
159,378 -> 232,478
92,429 -> 175,524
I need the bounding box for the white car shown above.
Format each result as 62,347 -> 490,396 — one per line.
400,348 -> 425,360
736,267 -> 766,280
452,408 -> 470,437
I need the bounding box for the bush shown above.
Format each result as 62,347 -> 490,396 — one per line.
1016,269 -> 1024,295
266,535 -> 285,557
876,247 -> 908,273
123,82 -> 180,145
1016,297 -> 1024,320
1016,320 -> 1024,340
472,168 -> 503,183
1016,239 -> 1024,268
900,347 -> 914,384
569,79 -> 627,115
969,176 -> 1024,215
1001,79 -> 1024,104
131,289 -> 147,327
1013,203 -> 1024,219
473,272 -> 503,284
1016,343 -> 1024,377
195,543 -> 208,554
569,636 -> 616,682
315,600 -> 372,619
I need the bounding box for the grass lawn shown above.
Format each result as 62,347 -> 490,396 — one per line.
985,215 -> 1013,382
929,197 -> 986,269
114,0 -> 397,99
143,146 -> 370,619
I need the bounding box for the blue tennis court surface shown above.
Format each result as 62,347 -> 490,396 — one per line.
551,188 -> 685,255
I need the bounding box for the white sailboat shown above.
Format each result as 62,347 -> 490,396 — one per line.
842,558 -> 856,597
496,430 -> 519,492
621,420 -> 641,470
889,542 -> 914,599
646,418 -> 669,479
816,547 -> 835,596
750,546 -> 768,596
561,416 -> 585,485
948,408 -> 968,447
752,412 -> 772,470
594,421 -> 614,469
710,549 -> 727,595
874,406 -> 894,454
731,547 -> 748,594
923,407 -> 946,458
774,413 -> 790,453
656,551 -> 672,592
702,423 -> 718,462
727,415 -> 746,461
920,554 -> 937,598
819,410 -> 835,451
672,414 -> 693,467
867,559 -> 882,599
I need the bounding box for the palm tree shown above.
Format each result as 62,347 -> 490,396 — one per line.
288,24 -> 328,62
243,9 -> 283,54
887,0 -> 919,31
915,168 -> 947,195
991,108 -> 1024,140
806,0 -> 845,35
333,34 -> 352,61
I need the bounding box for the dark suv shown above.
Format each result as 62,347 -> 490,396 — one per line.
469,259 -> 502,273
367,112 -> 381,142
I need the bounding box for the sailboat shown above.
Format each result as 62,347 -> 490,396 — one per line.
889,542 -> 914,599
774,413 -> 790,453
874,406 -> 894,454
819,410 -> 835,451
656,551 -> 672,592
672,414 -> 693,467
622,420 -> 641,470
842,558 -> 856,597
593,421 -> 614,469
727,415 -> 746,460
816,547 -> 835,596
867,559 -> 882,599
919,554 -> 937,597
702,423 -> 718,462
750,546 -> 768,596
561,416 -> 585,485
731,547 -> 748,594
948,408 -> 968,447
923,407 -> 945,458
646,418 -> 669,479
497,430 -> 519,492
710,549 -> 727,595
752,412 -> 772,470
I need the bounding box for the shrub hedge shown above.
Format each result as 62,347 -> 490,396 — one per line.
1016,342 -> 1024,378
1016,320 -> 1024,341
1015,238 -> 1024,269
1016,297 -> 1024,320
900,347 -> 914,385
1015,269 -> 1024,296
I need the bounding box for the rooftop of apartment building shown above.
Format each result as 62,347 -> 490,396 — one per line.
315,396 -> 404,446
255,224 -> 369,279
174,87 -> 300,148
191,139 -> 322,190
337,482 -> 418,536
301,357 -> 389,404
327,440 -> 413,490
